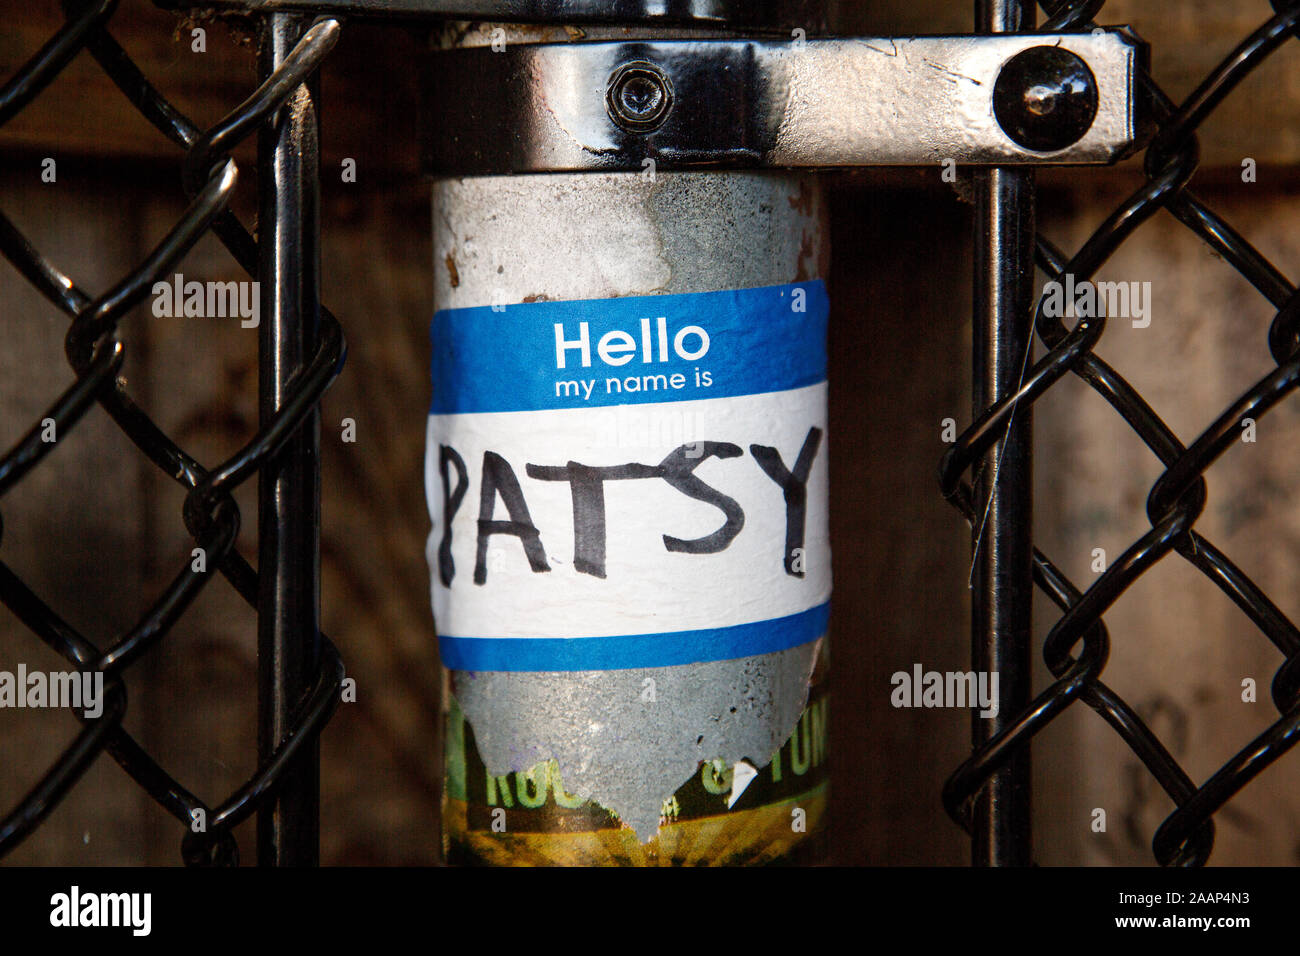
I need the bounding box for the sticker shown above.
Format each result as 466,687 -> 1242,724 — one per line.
425,281 -> 831,672
441,673 -> 831,866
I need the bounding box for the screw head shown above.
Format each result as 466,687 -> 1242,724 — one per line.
606,61 -> 674,133
993,46 -> 1099,152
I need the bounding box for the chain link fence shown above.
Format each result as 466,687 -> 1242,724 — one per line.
0,1 -> 344,866
4,0 -> 1300,867
942,0 -> 1300,865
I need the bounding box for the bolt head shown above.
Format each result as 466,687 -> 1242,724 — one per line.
606,61 -> 674,133
994,46 -> 1099,153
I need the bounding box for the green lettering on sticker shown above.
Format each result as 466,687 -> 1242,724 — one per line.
701,758 -> 731,795
549,761 -> 586,809
486,773 -> 514,807
517,766 -> 548,808
810,697 -> 828,768
790,714 -> 811,775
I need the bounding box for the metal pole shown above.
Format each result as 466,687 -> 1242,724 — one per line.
428,23 -> 831,867
971,0 -> 1035,867
256,11 -> 323,866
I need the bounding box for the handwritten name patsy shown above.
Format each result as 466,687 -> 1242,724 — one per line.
434,427 -> 822,585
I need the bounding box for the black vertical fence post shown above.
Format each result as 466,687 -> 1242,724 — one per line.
970,0 -> 1036,867
256,11 -> 324,867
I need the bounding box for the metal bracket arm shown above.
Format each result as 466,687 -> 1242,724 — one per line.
423,31 -> 1146,175
156,0 -> 828,30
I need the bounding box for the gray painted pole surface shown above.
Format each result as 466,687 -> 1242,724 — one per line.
428,37 -> 832,860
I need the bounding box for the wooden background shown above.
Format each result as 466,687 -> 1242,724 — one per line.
2,0 -> 1300,865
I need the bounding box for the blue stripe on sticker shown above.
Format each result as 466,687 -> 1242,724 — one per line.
430,280 -> 828,414
437,601 -> 830,672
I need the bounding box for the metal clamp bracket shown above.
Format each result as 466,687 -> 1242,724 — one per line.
156,0 -> 828,30
424,30 -> 1147,175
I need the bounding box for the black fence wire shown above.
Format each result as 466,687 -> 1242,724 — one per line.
943,0 -> 1300,866
0,2 -> 345,866
3,0 -> 1300,868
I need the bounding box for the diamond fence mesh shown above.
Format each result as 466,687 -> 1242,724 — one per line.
3,0 -> 1300,867
0,1 -> 345,866
942,0 -> 1300,866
